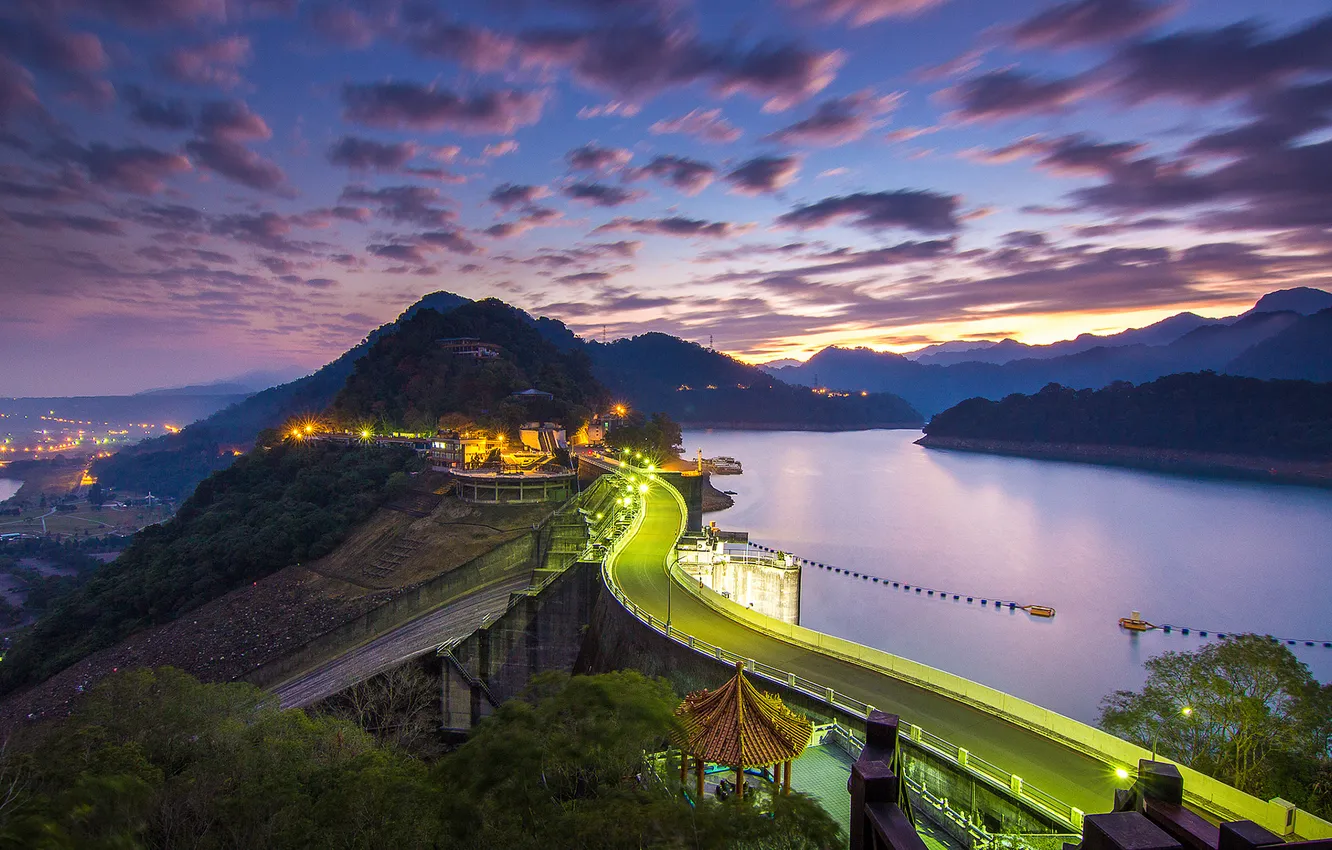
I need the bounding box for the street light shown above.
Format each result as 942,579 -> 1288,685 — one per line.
1151,704 -> 1195,761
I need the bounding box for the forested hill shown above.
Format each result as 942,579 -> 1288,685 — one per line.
922,373 -> 1332,460
91,291 -> 470,499
587,333 -> 923,427
330,299 -> 606,431
0,440 -> 415,693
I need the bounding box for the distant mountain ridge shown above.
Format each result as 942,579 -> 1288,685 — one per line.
585,332 -> 921,428
769,289 -> 1331,416
764,287 -> 1331,373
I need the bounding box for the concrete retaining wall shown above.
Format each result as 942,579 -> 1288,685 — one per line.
248,532 -> 538,691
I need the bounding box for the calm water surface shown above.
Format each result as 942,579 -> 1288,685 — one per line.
683,429 -> 1332,723
0,479 -> 20,503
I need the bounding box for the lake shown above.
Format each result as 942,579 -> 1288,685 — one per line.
0,478 -> 20,503
682,429 -> 1332,723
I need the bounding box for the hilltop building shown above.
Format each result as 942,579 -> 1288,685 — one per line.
437,337 -> 502,359
520,422 -> 567,453
429,431 -> 503,470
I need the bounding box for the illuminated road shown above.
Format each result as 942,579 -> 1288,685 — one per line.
611,481 -> 1123,817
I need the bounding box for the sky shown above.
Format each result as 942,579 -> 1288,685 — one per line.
2,0 -> 1331,396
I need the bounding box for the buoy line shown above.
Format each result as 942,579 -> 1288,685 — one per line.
1118,614 -> 1332,648
745,541 -> 1056,618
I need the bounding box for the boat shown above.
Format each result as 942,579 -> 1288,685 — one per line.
1118,610 -> 1155,631
704,456 -> 743,474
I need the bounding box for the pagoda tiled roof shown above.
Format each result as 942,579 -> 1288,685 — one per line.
673,662 -> 813,768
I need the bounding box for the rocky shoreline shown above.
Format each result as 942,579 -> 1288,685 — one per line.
701,474 -> 734,512
916,436 -> 1332,489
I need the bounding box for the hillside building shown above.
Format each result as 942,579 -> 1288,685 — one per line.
437,337 -> 502,359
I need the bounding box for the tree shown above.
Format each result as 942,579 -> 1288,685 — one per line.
86,483 -> 107,508
1100,635 -> 1332,815
2,668 -> 843,849
604,412 -> 684,462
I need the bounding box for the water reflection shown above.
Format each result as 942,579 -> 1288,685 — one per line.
684,429 -> 1332,722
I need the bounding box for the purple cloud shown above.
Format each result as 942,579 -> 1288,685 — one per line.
777,190 -> 960,232
342,81 -> 544,134
593,216 -> 750,238
786,0 -> 946,27
649,108 -> 741,143
121,85 -> 193,130
369,242 -> 429,264
1108,15 -> 1332,104
518,21 -> 842,111
628,154 -> 717,195
186,139 -> 288,193
397,6 -> 517,72
197,99 -> 271,142
4,211 -> 122,235
1188,81 -> 1332,157
305,1 -> 389,49
419,229 -> 480,254
80,143 -> 192,194
0,57 -> 41,125
557,271 -> 612,283
0,16 -> 107,78
340,184 -> 456,227
488,183 -> 548,210
764,90 -> 901,146
723,155 -> 800,195
212,211 -> 311,254
943,69 -> 1086,121
162,35 -> 251,89
1009,0 -> 1178,49
485,205 -> 562,238
567,143 -> 633,172
976,134 -> 1145,176
327,136 -> 417,170
561,181 -> 645,207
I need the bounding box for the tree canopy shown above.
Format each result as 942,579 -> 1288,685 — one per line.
925,372 -> 1332,460
0,668 -> 843,850
1100,635 -> 1332,816
330,300 -> 607,435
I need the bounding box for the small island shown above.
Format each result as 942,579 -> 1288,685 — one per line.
917,372 -> 1332,488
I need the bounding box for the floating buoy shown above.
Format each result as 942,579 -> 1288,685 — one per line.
1119,610 -> 1154,631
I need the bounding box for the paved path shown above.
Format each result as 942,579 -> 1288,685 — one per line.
612,483 -> 1122,817
271,573 -> 529,709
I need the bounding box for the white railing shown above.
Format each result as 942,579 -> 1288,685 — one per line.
601,474 -> 1332,841
598,476 -> 1085,832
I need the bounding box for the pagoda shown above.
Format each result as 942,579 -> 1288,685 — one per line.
673,661 -> 814,800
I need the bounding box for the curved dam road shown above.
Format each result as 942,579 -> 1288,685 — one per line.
613,483 -> 1121,818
